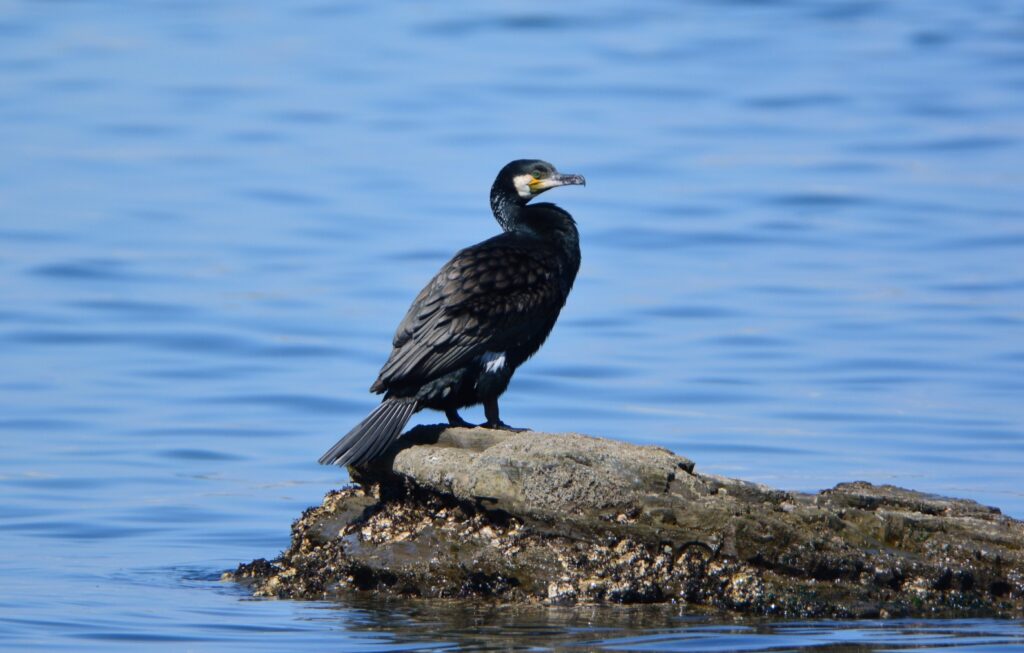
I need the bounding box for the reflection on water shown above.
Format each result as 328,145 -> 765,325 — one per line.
300,597 -> 1024,652
1,0 -> 1023,649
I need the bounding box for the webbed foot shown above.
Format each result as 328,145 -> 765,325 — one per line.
481,398 -> 527,432
445,408 -> 474,428
481,420 -> 528,432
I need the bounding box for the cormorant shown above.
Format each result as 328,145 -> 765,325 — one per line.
319,159 -> 585,468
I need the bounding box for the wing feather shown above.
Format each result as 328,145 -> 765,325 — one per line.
370,234 -> 565,393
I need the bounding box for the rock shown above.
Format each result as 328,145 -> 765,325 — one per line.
228,426 -> 1024,617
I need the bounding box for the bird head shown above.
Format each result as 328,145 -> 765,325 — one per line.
497,159 -> 586,202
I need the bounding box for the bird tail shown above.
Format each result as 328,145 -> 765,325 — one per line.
318,397 -> 417,467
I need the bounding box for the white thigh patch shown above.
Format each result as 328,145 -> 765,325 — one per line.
480,351 -> 507,374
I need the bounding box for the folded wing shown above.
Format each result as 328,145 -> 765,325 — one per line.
371,235 -> 565,393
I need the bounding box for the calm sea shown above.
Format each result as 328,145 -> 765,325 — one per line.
2,1 -> 1022,650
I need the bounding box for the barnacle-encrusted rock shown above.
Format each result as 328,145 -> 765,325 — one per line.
228,426 -> 1024,617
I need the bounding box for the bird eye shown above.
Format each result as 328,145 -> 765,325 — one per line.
531,170 -> 543,180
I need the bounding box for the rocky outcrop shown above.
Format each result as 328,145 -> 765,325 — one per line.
228,426 -> 1024,617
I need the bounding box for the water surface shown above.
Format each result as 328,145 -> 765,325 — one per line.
2,0 -> 1023,650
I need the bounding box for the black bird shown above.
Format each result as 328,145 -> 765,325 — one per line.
319,159 -> 585,468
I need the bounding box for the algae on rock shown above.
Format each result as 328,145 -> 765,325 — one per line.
229,426 -> 1024,617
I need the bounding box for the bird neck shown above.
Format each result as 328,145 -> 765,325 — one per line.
489,186 -> 580,273
490,186 -> 526,232
516,204 -> 581,276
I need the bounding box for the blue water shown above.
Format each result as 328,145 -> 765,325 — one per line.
2,0 -> 1023,650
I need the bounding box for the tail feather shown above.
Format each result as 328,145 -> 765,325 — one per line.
366,399 -> 417,461
318,397 -> 417,467
342,399 -> 406,464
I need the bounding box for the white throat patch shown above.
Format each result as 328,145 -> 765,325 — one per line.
481,351 -> 507,373
512,173 -> 534,199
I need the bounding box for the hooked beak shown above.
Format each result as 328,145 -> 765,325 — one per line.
529,172 -> 586,193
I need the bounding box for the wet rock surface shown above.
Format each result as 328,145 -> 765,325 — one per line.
229,426 -> 1024,617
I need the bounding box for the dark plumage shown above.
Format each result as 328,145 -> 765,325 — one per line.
319,159 -> 585,468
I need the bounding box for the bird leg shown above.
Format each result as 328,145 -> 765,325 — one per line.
445,408 -> 473,428
482,398 -> 528,432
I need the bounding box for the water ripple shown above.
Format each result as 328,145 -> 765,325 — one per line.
201,393 -> 364,415
5,329 -> 348,358
3,0 -> 1024,648
31,259 -> 141,282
